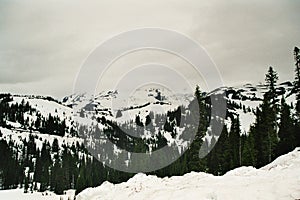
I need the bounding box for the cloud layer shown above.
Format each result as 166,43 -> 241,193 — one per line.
0,0 -> 299,98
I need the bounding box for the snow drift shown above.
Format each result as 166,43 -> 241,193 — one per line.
77,148 -> 300,200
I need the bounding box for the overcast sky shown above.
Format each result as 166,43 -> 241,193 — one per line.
0,0 -> 299,99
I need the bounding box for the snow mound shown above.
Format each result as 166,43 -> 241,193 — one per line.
77,148 -> 300,200
261,147 -> 300,171
223,166 -> 258,177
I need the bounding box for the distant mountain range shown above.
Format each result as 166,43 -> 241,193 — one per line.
1,80 -> 296,152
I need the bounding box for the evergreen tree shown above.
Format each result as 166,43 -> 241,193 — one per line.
61,147 -> 72,190
293,47 -> 300,146
265,66 -> 279,104
75,158 -> 86,194
250,68 -> 280,167
52,138 -> 59,155
228,115 -> 241,168
276,96 -> 296,156
145,115 -> 151,126
24,172 -> 29,193
40,141 -> 51,192
241,132 -> 255,166
294,47 -> 300,112
186,86 -> 208,172
207,126 -> 230,175
51,157 -> 64,194
252,94 -> 278,167
34,149 -> 42,184
135,115 -> 143,127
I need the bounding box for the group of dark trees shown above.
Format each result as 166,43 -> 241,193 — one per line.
0,135 -> 108,194
0,97 -> 68,137
206,47 -> 300,174
0,96 -> 32,127
0,47 -> 299,195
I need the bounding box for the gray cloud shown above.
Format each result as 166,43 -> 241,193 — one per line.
191,0 -> 300,85
0,0 -> 299,98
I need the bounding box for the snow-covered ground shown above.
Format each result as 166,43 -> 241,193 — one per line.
76,148 -> 300,200
0,189 -> 75,200
1,148 -> 299,200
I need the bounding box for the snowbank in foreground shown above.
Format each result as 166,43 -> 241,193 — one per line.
77,148 -> 300,200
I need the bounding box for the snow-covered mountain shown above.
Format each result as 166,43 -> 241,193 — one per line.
62,81 -> 296,133
212,81 -> 296,133
1,81 -> 297,157
75,147 -> 300,200
62,86 -> 193,124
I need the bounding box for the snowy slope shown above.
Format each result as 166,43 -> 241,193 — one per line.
62,86 -> 193,124
12,96 -> 73,121
6,81 -> 296,136
0,127 -> 83,151
63,81 -> 296,136
76,148 -> 300,200
212,81 -> 296,133
3,81 -> 296,157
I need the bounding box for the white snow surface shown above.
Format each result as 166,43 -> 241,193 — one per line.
0,127 -> 83,151
0,189 -> 75,200
77,148 -> 300,200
